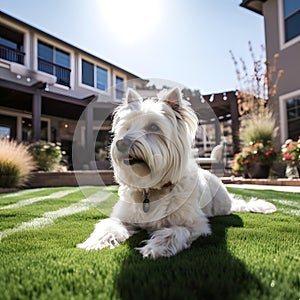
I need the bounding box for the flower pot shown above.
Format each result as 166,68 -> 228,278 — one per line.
285,164 -> 299,179
246,163 -> 270,179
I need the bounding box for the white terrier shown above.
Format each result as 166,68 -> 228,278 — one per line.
78,87 -> 276,259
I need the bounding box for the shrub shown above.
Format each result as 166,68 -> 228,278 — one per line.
240,111 -> 278,147
0,139 -> 36,188
28,141 -> 63,171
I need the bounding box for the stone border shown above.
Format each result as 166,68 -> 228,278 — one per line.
222,177 -> 300,186
0,188 -> 19,194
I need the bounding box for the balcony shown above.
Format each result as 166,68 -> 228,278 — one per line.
0,44 -> 25,65
38,58 -> 71,87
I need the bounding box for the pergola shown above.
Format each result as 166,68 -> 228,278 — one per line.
189,90 -> 240,154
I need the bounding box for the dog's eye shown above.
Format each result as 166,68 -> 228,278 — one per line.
147,123 -> 160,132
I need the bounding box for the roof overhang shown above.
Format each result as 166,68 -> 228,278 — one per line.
240,0 -> 267,15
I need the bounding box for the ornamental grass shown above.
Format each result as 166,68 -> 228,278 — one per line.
0,139 -> 36,188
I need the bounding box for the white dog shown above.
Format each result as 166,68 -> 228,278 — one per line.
78,87 -> 276,259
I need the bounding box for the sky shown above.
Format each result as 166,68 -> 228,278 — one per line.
0,0 -> 265,94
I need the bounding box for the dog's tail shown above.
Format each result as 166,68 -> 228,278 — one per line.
230,194 -> 276,214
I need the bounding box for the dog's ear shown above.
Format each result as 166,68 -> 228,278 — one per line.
161,87 -> 182,110
125,88 -> 143,104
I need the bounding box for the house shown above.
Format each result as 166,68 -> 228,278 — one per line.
0,11 -> 240,170
241,0 -> 300,145
0,11 -> 145,168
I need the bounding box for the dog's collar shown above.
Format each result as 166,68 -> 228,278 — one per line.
142,181 -> 173,213
161,181 -> 173,188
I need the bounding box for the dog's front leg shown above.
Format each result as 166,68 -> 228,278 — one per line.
136,226 -> 194,259
77,217 -> 135,251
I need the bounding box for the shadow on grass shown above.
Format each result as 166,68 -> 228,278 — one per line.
116,215 -> 263,300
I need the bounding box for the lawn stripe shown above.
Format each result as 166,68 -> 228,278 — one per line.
279,208 -> 300,216
0,188 -> 47,199
273,199 -> 300,209
0,190 -> 111,241
0,186 -> 95,210
269,199 -> 300,216
0,188 -> 82,210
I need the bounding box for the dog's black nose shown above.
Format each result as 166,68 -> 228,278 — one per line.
116,138 -> 131,153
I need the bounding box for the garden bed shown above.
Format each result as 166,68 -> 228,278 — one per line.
27,170 -> 115,188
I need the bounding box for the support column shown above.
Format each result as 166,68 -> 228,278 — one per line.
230,95 -> 240,154
85,104 -> 94,166
32,90 -> 41,141
215,119 -> 221,146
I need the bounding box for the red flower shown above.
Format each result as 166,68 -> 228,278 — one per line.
284,153 -> 293,160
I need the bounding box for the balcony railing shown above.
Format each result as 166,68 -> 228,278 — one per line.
38,58 -> 71,87
0,44 -> 25,64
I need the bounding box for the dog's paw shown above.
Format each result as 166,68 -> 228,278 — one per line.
135,243 -> 173,259
77,232 -> 121,251
136,226 -> 192,259
77,218 -> 131,251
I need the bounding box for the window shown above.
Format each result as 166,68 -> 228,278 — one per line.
82,60 -> 94,87
286,97 -> 300,139
283,0 -> 300,42
0,114 -> 17,139
0,24 -> 24,64
81,59 -> 108,91
97,66 -> 108,91
115,76 -> 125,99
22,117 -> 49,141
38,41 -> 71,87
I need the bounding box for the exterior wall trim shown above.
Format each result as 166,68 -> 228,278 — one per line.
0,16 -> 30,68
33,33 -> 75,90
278,0 -> 300,50
279,89 -> 300,142
78,53 -> 111,96
112,69 -> 127,101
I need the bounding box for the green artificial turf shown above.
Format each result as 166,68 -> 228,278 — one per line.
0,186 -> 299,300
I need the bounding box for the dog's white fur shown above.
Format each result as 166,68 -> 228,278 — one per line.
78,87 -> 276,259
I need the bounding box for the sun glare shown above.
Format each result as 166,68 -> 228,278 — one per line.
99,0 -> 162,45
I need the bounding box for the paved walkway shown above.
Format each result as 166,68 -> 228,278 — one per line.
225,183 -> 300,193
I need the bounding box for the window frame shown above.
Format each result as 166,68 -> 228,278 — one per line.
113,71 -> 127,101
0,19 -> 30,67
35,35 -> 74,89
37,40 -> 71,88
278,0 -> 300,50
279,89 -> 300,142
80,56 -> 110,93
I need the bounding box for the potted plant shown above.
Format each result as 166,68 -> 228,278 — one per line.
232,112 -> 278,178
232,141 -> 277,178
281,138 -> 300,178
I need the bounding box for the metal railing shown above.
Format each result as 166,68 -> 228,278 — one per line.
38,58 -> 71,87
0,44 -> 25,64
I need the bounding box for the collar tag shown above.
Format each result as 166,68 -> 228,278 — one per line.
143,193 -> 150,213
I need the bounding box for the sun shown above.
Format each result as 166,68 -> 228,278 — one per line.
98,0 -> 162,45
